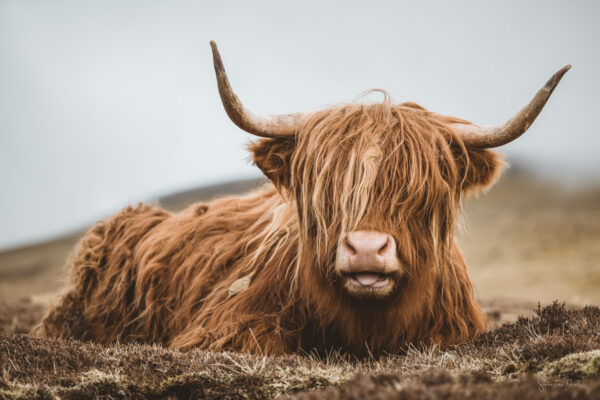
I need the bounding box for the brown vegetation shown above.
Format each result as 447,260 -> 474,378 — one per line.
1,302 -> 600,399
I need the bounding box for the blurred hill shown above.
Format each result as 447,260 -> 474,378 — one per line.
0,173 -> 598,313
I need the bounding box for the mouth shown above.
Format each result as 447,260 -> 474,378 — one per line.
346,272 -> 390,288
341,271 -> 396,297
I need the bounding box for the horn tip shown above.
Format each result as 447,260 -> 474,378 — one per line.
558,64 -> 572,76
210,41 -> 224,73
555,64 -> 571,78
545,64 -> 571,91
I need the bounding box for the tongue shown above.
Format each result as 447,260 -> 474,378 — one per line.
354,273 -> 380,286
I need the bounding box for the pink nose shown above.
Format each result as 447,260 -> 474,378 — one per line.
339,231 -> 396,271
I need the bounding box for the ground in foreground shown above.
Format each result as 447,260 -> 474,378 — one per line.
1,301 -> 600,399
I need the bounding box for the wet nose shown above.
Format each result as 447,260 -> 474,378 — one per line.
340,231 -> 396,271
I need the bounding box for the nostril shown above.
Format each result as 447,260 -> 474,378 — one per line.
343,238 -> 357,256
377,237 -> 390,256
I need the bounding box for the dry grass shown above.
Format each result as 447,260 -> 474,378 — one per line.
1,301 -> 600,399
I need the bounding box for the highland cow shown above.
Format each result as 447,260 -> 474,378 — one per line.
39,42 -> 570,356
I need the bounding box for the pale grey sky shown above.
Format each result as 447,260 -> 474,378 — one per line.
1,0 -> 599,250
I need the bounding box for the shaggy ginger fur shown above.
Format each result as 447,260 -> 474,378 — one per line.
40,99 -> 503,356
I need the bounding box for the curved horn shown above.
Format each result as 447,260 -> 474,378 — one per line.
451,65 -> 571,148
210,41 -> 302,138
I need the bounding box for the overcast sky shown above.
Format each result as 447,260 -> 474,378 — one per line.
1,0 -> 599,250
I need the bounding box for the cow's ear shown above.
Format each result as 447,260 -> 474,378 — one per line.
249,137 -> 295,189
456,147 -> 505,193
